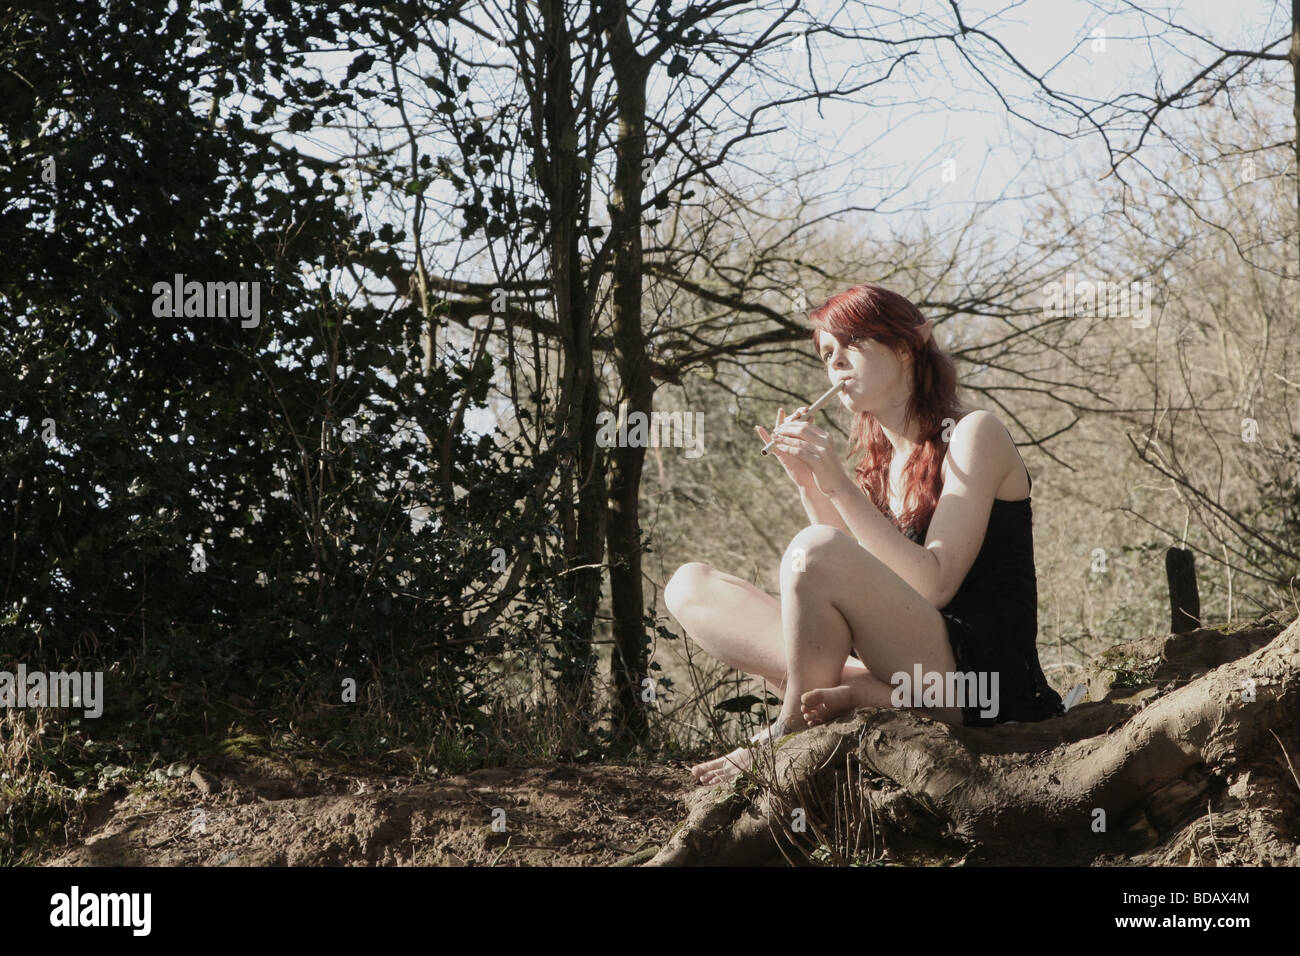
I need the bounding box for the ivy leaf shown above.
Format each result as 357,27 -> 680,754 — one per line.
423,75 -> 453,98
403,175 -> 432,195
716,694 -> 764,713
346,51 -> 375,83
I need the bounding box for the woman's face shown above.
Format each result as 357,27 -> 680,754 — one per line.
815,329 -> 911,415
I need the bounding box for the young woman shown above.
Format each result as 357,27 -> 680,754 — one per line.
664,284 -> 1064,786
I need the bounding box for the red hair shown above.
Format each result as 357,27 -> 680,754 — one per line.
808,284 -> 964,538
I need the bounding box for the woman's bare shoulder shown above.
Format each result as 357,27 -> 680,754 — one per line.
941,410 -> 1018,485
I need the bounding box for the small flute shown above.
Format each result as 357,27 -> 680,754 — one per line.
759,380 -> 846,455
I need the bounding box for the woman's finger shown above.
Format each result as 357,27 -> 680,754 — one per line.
779,422 -> 823,445
781,436 -> 823,460
758,426 -> 788,456
783,419 -> 831,444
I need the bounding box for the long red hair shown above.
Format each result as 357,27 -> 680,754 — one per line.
808,284 -> 965,538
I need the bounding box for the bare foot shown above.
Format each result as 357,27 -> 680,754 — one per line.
800,670 -> 877,726
690,717 -> 804,786
690,745 -> 753,786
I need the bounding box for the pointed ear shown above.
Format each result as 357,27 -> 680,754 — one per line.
919,319 -> 934,343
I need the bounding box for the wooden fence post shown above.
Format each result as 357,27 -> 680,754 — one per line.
1165,546 -> 1201,633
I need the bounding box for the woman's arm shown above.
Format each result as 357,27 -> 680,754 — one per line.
823,411 -> 1015,607
799,484 -> 852,532
757,410 -> 852,533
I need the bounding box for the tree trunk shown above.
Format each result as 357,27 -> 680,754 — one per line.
601,0 -> 653,748
1292,0 -> 1299,270
639,617 -> 1300,866
540,0 -> 605,727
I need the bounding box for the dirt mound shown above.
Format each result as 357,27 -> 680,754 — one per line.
41,615 -> 1299,867
43,756 -> 691,867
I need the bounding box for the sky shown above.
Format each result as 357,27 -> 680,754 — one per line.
730,0 -> 1288,218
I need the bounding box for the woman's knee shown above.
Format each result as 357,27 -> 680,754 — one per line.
663,562 -> 714,618
780,524 -> 850,586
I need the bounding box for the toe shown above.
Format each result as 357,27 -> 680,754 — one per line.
691,755 -> 731,780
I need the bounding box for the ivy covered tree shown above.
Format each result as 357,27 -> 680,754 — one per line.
0,1 -> 565,766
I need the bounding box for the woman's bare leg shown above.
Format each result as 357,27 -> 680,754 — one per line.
663,562 -> 889,783
777,525 -> 964,753
669,525 -> 965,785
662,562 -> 790,694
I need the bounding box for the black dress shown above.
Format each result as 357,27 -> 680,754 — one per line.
900,470 -> 1064,727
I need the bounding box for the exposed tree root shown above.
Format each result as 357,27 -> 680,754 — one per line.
645,616 -> 1300,866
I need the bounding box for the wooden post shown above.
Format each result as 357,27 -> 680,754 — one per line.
1165,547 -> 1201,633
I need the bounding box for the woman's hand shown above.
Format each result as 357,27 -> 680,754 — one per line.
759,409 -> 852,499
756,408 -> 817,490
